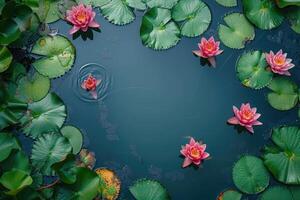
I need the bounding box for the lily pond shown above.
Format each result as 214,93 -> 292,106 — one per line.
1,0 -> 300,199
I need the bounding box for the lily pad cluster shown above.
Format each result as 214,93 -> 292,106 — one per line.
217,126 -> 300,199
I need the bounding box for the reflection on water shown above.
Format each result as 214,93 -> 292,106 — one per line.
73,63 -> 112,102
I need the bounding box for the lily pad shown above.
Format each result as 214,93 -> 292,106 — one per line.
31,35 -> 76,78
0,132 -> 20,162
144,0 -> 178,9
0,46 -> 12,73
260,186 -> 294,200
100,0 -> 146,25
218,13 -> 255,49
236,51 -> 273,89
52,154 -> 78,184
242,0 -> 284,30
140,7 -> 181,50
61,125 -> 83,154
0,169 -> 33,196
232,156 -> 270,194
276,0 -> 300,8
216,0 -> 237,7
267,77 -> 299,110
31,132 -> 72,176
263,126 -> 300,184
17,72 -> 50,102
217,189 -> 242,200
130,179 -> 170,200
4,63 -> 26,83
172,0 -> 211,37
96,168 -> 121,200
21,93 -> 67,138
1,150 -> 31,174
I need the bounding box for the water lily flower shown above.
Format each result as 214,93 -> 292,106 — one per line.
81,74 -> 101,99
193,36 -> 223,67
66,3 -> 100,35
227,103 -> 262,134
265,50 -> 295,76
180,137 -> 210,168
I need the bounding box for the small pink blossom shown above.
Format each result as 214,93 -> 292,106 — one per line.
227,103 -> 262,134
265,50 -> 295,76
81,74 -> 101,99
193,36 -> 223,67
180,137 -> 210,168
66,3 -> 100,35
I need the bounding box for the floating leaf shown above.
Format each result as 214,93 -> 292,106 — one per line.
217,189 -> 242,200
77,149 -> 96,169
276,0 -> 300,8
242,0 -> 284,30
236,51 -> 273,89
263,126 -> 300,184
61,125 -> 83,154
4,63 -> 26,83
0,169 -> 33,196
218,13 -> 255,49
172,0 -> 211,37
31,132 -> 72,176
1,150 -> 31,174
144,0 -> 178,9
0,132 -> 20,162
267,77 -> 298,111
31,35 -> 76,78
96,168 -> 121,200
52,154 -> 78,184
130,179 -> 170,200
21,93 -> 67,138
216,0 -> 237,7
0,46 -> 12,73
260,186 -> 294,200
17,72 -> 51,102
232,156 -> 270,194
140,7 -> 181,50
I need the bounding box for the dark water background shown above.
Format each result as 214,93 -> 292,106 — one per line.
50,1 -> 300,199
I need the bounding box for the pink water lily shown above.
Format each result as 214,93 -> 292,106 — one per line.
265,50 -> 295,76
66,3 -> 100,35
180,137 -> 210,168
81,74 -> 101,99
227,103 -> 262,134
193,36 -> 223,67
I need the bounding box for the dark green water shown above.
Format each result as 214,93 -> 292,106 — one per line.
51,1 -> 300,199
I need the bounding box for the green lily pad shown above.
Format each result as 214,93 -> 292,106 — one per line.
21,93 -> 67,138
218,13 -> 255,49
31,132 -> 72,176
140,7 -> 181,50
286,7 -> 300,34
236,51 -> 273,89
144,0 -> 178,9
216,0 -> 237,7
31,35 -> 76,79
100,0 -> 146,25
267,77 -> 298,111
0,169 -> 33,196
242,0 -> 284,30
4,63 -> 26,83
0,46 -> 12,73
130,179 -> 170,200
17,72 -> 50,102
1,150 -> 31,174
233,156 -> 270,194
61,125 -> 83,154
260,186 -> 294,200
263,126 -> 300,184
0,132 -> 20,162
217,189 -> 242,200
276,0 -> 300,8
52,154 -> 78,184
172,0 -> 211,37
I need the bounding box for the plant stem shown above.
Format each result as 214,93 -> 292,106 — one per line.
37,179 -> 59,191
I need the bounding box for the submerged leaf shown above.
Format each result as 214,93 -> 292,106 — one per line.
218,13 -> 255,49
276,0 -> 300,8
285,7 -> 300,34
31,35 -> 76,78
172,0 -> 211,37
232,156 -> 270,194
236,51 -> 273,89
0,132 -> 20,162
0,46 -> 12,73
140,7 -> 180,50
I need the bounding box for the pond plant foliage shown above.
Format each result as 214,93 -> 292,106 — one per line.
0,0 -> 300,199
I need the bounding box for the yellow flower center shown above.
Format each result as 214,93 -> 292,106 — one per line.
242,109 -> 253,120
77,11 -> 87,23
274,56 -> 285,66
190,148 -> 200,158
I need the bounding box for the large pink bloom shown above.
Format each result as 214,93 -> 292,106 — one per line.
180,137 -> 210,168
66,3 -> 100,35
265,50 -> 295,76
227,103 -> 262,134
81,74 -> 101,99
193,36 -> 223,67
